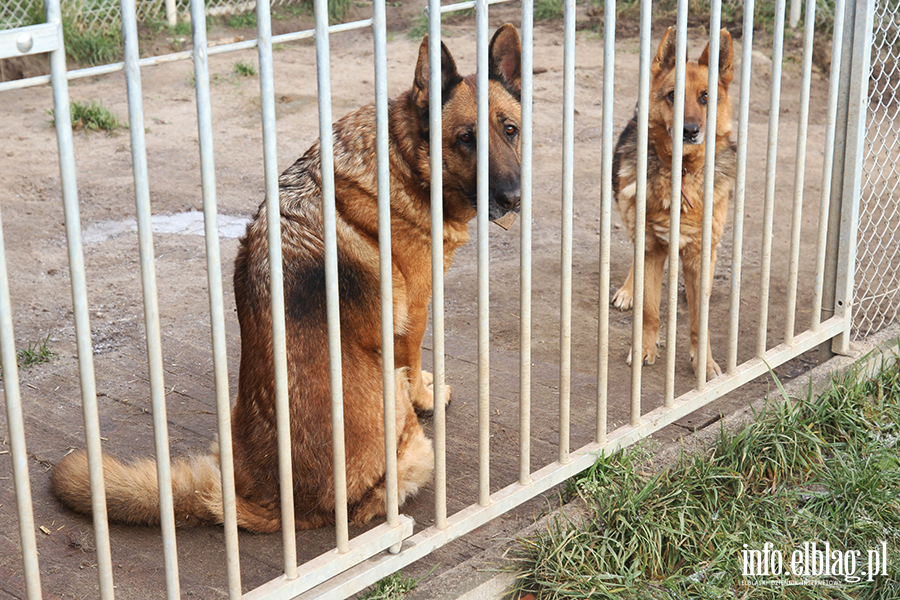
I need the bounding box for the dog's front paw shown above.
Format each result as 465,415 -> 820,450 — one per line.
626,343 -> 660,367
690,351 -> 723,381
641,342 -> 659,366
612,285 -> 634,311
412,371 -> 451,414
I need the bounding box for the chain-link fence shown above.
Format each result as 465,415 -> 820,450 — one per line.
856,0 -> 900,338
0,0 -> 38,30
0,0 -> 305,32
1,0 -> 842,37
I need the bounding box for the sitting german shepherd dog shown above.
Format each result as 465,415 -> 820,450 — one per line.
52,25 -> 523,532
611,27 -> 736,381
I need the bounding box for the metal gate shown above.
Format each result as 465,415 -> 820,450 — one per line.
0,0 -> 882,597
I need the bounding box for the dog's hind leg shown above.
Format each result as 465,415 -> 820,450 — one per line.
682,248 -> 722,381
612,261 -> 635,311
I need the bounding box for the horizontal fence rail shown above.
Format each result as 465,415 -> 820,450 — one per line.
0,0 -> 887,598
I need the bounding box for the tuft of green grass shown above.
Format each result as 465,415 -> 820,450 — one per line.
510,353 -> 900,599
48,100 -> 126,132
407,13 -> 428,40
406,13 -> 448,40
185,70 -> 230,88
358,571 -> 422,600
1,335 -> 56,378
233,59 -> 257,77
62,16 -> 122,66
227,10 -> 257,29
274,4 -> 312,20
69,100 -> 126,131
170,20 -> 192,36
142,16 -> 169,35
326,0 -> 353,23
17,335 -> 55,369
534,0 -> 565,21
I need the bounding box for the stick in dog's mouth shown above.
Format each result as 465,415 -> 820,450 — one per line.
492,211 -> 518,230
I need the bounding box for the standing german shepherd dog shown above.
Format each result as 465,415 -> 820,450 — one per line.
611,27 -> 735,381
51,25 -> 523,532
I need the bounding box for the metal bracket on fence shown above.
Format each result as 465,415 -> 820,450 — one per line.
0,22 -> 59,60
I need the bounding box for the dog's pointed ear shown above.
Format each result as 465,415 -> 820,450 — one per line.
652,26 -> 678,78
488,23 -> 522,99
413,35 -> 463,112
698,29 -> 734,88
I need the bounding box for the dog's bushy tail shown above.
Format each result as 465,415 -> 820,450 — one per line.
50,449 -> 281,533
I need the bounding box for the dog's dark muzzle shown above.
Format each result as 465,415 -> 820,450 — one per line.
488,186 -> 521,221
683,122 -> 704,145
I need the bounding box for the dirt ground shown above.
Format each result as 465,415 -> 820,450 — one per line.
0,2 -> 838,598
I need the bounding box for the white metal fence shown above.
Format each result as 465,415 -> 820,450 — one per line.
0,0 -> 891,598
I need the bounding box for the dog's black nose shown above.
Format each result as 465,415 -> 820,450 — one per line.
683,123 -> 701,143
494,187 -> 521,210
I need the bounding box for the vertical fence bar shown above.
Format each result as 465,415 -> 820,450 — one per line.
811,0 -> 845,332
818,0 -> 854,360
0,171 -> 42,600
696,3 -> 723,389
756,0 -> 786,359
256,0 -> 294,582
372,0 -> 401,549
313,0 -> 350,553
127,0 -> 180,595
427,0 -> 448,530
784,0 -> 816,346
597,0 -> 615,444
630,0 -> 652,426
664,1 -> 688,406
47,0 -> 116,597
518,0 -> 534,483
558,0 -> 575,464
727,0 -> 755,374
476,0 -> 491,506
833,0 -> 876,354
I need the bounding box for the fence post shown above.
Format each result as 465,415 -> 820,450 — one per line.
818,0 -> 856,362
789,0 -> 802,28
166,0 -> 177,27
832,0 -> 876,355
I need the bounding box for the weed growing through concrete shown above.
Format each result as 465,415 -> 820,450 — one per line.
509,352 -> 900,599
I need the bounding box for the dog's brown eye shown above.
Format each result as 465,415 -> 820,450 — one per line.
699,91 -> 708,105
667,91 -> 675,102
459,132 -> 474,145
505,124 -> 518,137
